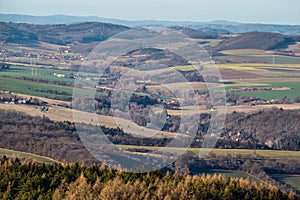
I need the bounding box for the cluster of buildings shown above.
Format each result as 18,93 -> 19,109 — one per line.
0,92 -> 47,106
23,52 -> 85,62
53,73 -> 102,81
2,46 -> 86,62
1,97 -> 30,105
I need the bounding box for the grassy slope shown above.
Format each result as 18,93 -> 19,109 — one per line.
119,145 -> 300,160
0,65 -> 75,84
0,148 -> 59,164
215,63 -> 300,77
0,65 -> 103,82
0,104 -> 177,138
0,77 -> 97,101
271,174 -> 300,194
216,55 -> 300,64
232,82 -> 300,100
203,63 -> 300,100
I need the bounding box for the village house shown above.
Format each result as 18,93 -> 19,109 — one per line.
54,73 -> 66,78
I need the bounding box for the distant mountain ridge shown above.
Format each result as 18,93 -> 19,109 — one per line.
0,21 -> 130,45
1,21 -> 299,53
1,14 -> 300,35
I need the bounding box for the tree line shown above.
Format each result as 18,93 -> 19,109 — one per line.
0,157 -> 298,200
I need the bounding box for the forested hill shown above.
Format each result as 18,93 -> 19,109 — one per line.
214,32 -> 300,51
0,22 -> 130,45
1,21 -> 299,53
1,14 -> 300,35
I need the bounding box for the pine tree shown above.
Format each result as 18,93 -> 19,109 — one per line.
52,179 -> 69,200
2,182 -> 11,200
63,174 -> 93,200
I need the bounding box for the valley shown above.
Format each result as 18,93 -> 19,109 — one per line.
0,19 -> 300,198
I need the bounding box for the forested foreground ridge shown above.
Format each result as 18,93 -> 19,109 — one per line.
0,158 -> 299,200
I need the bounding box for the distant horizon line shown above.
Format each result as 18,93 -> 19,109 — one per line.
1,13 -> 300,26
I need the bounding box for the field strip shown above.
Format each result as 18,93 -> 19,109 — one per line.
167,106 -> 211,116
147,82 -> 208,90
111,65 -> 182,75
220,49 -> 274,56
167,104 -> 300,115
210,63 -> 300,68
223,77 -> 300,83
225,104 -> 300,113
0,148 -> 60,163
118,145 -> 300,159
3,61 -> 57,69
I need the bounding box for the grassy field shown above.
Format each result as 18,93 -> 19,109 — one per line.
203,169 -> 262,184
0,65 -> 75,84
0,77 -> 97,101
119,145 -> 300,160
168,103 -> 300,115
225,104 -> 300,113
0,77 -> 74,100
220,49 -> 274,56
0,65 -> 103,83
207,63 -> 300,77
147,82 -> 208,93
5,57 -> 72,69
175,63 -> 300,80
216,54 -> 300,64
228,64 -> 298,77
214,63 -> 300,69
0,148 -> 59,164
231,81 -> 300,100
5,42 -> 65,52
173,65 -> 200,71
201,63 -> 300,100
271,174 -> 300,194
167,106 -> 210,116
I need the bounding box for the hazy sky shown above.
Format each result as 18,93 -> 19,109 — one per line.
1,0 -> 300,24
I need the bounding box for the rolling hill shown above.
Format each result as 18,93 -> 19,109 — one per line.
215,32 -> 300,51
169,26 -> 230,39
0,21 -> 130,45
1,13 -> 300,34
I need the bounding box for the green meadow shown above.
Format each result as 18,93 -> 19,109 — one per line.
231,82 -> 300,100
0,77 -> 97,101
